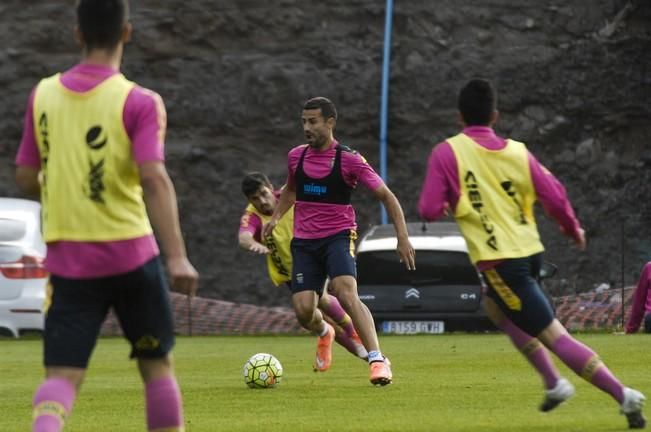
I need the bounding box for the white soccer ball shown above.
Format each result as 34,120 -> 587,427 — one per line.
243,352 -> 283,389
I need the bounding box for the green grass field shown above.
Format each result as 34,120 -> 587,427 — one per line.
1,333 -> 648,431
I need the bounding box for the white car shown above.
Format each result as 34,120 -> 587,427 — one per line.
0,198 -> 47,337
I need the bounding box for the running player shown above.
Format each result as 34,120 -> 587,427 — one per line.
264,97 -> 415,386
15,1 -> 198,431
418,78 -> 645,428
239,172 -> 368,367
626,262 -> 651,334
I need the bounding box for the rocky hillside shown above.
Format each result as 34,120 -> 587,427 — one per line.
1,0 -> 649,305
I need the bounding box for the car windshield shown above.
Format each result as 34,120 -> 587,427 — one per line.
357,250 -> 479,286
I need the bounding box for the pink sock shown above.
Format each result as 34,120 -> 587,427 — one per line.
334,330 -> 362,357
32,378 -> 76,432
145,376 -> 184,431
320,294 -> 356,337
497,318 -> 559,389
552,334 -> 625,403
320,295 -> 365,357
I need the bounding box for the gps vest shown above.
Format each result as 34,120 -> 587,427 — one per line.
295,144 -> 353,205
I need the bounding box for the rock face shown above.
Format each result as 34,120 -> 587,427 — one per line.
1,1 -> 650,306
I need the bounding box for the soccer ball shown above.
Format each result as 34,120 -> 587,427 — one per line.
243,353 -> 283,389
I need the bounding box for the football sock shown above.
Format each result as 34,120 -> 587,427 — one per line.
32,378 -> 76,432
320,295 -> 366,357
145,376 -> 185,432
317,322 -> 330,337
497,318 -> 559,389
320,294 -> 357,338
333,328 -> 364,357
367,350 -> 383,363
552,334 -> 625,403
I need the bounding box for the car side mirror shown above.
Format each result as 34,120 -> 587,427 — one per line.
540,262 -> 557,280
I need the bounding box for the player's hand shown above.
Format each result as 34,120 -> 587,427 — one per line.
166,256 -> 199,297
249,242 -> 270,254
397,237 -> 416,271
574,228 -> 586,251
262,218 -> 279,238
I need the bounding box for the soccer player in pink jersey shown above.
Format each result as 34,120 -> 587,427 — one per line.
626,262 -> 651,334
418,79 -> 645,429
15,1 -> 197,431
239,172 -> 368,363
264,97 -> 415,386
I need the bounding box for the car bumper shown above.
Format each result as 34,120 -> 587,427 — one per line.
0,300 -> 45,337
371,311 -> 494,332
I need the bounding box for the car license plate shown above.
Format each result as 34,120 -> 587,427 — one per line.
381,320 -> 445,334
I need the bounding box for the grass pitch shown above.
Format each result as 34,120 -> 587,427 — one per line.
0,333 -> 648,431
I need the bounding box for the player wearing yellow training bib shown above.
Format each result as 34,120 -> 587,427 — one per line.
418,79 -> 645,428
14,2 -> 197,431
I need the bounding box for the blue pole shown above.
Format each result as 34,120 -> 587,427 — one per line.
379,0 -> 394,225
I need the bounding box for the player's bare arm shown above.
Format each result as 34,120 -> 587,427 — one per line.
372,184 -> 416,270
15,166 -> 40,198
238,230 -> 270,254
263,184 -> 295,237
139,160 -> 199,296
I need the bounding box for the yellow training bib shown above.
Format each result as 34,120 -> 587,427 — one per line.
33,73 -> 152,242
245,204 -> 294,286
448,133 -> 544,263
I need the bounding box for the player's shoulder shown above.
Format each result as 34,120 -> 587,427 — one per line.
337,143 -> 369,165
336,143 -> 359,155
506,138 -> 528,150
288,144 -> 308,157
129,85 -> 164,105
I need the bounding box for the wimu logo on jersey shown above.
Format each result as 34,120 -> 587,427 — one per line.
303,183 -> 328,196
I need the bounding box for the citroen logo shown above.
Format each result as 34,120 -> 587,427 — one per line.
405,288 -> 420,299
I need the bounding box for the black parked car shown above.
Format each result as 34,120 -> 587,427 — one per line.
356,222 -> 558,333
356,222 -> 489,333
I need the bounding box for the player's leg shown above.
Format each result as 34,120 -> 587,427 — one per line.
318,284 -> 367,359
537,320 -> 646,428
33,276 -> 111,432
113,257 -> 184,432
485,254 -> 645,427
482,295 -> 570,411
290,237 -> 335,372
325,230 -> 391,385
137,356 -> 184,432
644,313 -> 651,333
483,254 -> 577,412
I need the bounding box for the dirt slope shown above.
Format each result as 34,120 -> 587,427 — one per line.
0,0 -> 649,305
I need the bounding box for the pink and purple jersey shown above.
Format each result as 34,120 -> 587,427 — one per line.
239,211 -> 264,241
418,126 -> 582,268
286,140 -> 384,239
626,263 -> 651,333
15,63 -> 165,278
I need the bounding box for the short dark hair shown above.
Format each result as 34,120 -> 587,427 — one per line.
458,79 -> 497,126
303,97 -> 338,121
76,0 -> 129,51
241,172 -> 272,198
